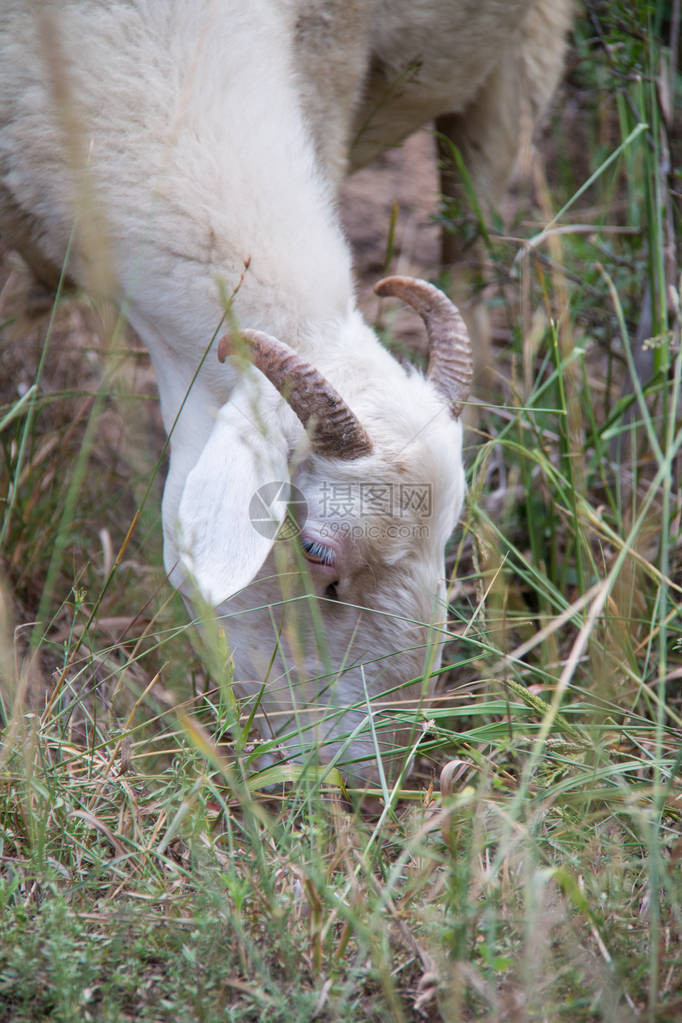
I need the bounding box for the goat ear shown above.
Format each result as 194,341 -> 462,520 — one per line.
176,397 -> 290,606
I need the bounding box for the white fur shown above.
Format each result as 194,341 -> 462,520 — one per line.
0,1 -> 570,783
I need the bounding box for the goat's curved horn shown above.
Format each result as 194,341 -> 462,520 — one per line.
217,330 -> 373,460
374,275 -> 472,418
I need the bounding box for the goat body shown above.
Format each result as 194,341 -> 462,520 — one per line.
0,1 -> 571,783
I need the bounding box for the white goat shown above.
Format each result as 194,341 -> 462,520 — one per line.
0,1 -> 570,784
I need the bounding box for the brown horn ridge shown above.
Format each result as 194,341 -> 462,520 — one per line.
374,275 -> 472,418
217,329 -> 373,460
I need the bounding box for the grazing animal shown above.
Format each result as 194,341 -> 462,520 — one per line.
0,1 -> 570,784
296,1 -> 574,267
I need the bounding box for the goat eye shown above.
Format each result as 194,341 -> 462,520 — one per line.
300,536 -> 337,568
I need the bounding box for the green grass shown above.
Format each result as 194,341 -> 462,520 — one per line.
1,3 -> 681,1020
